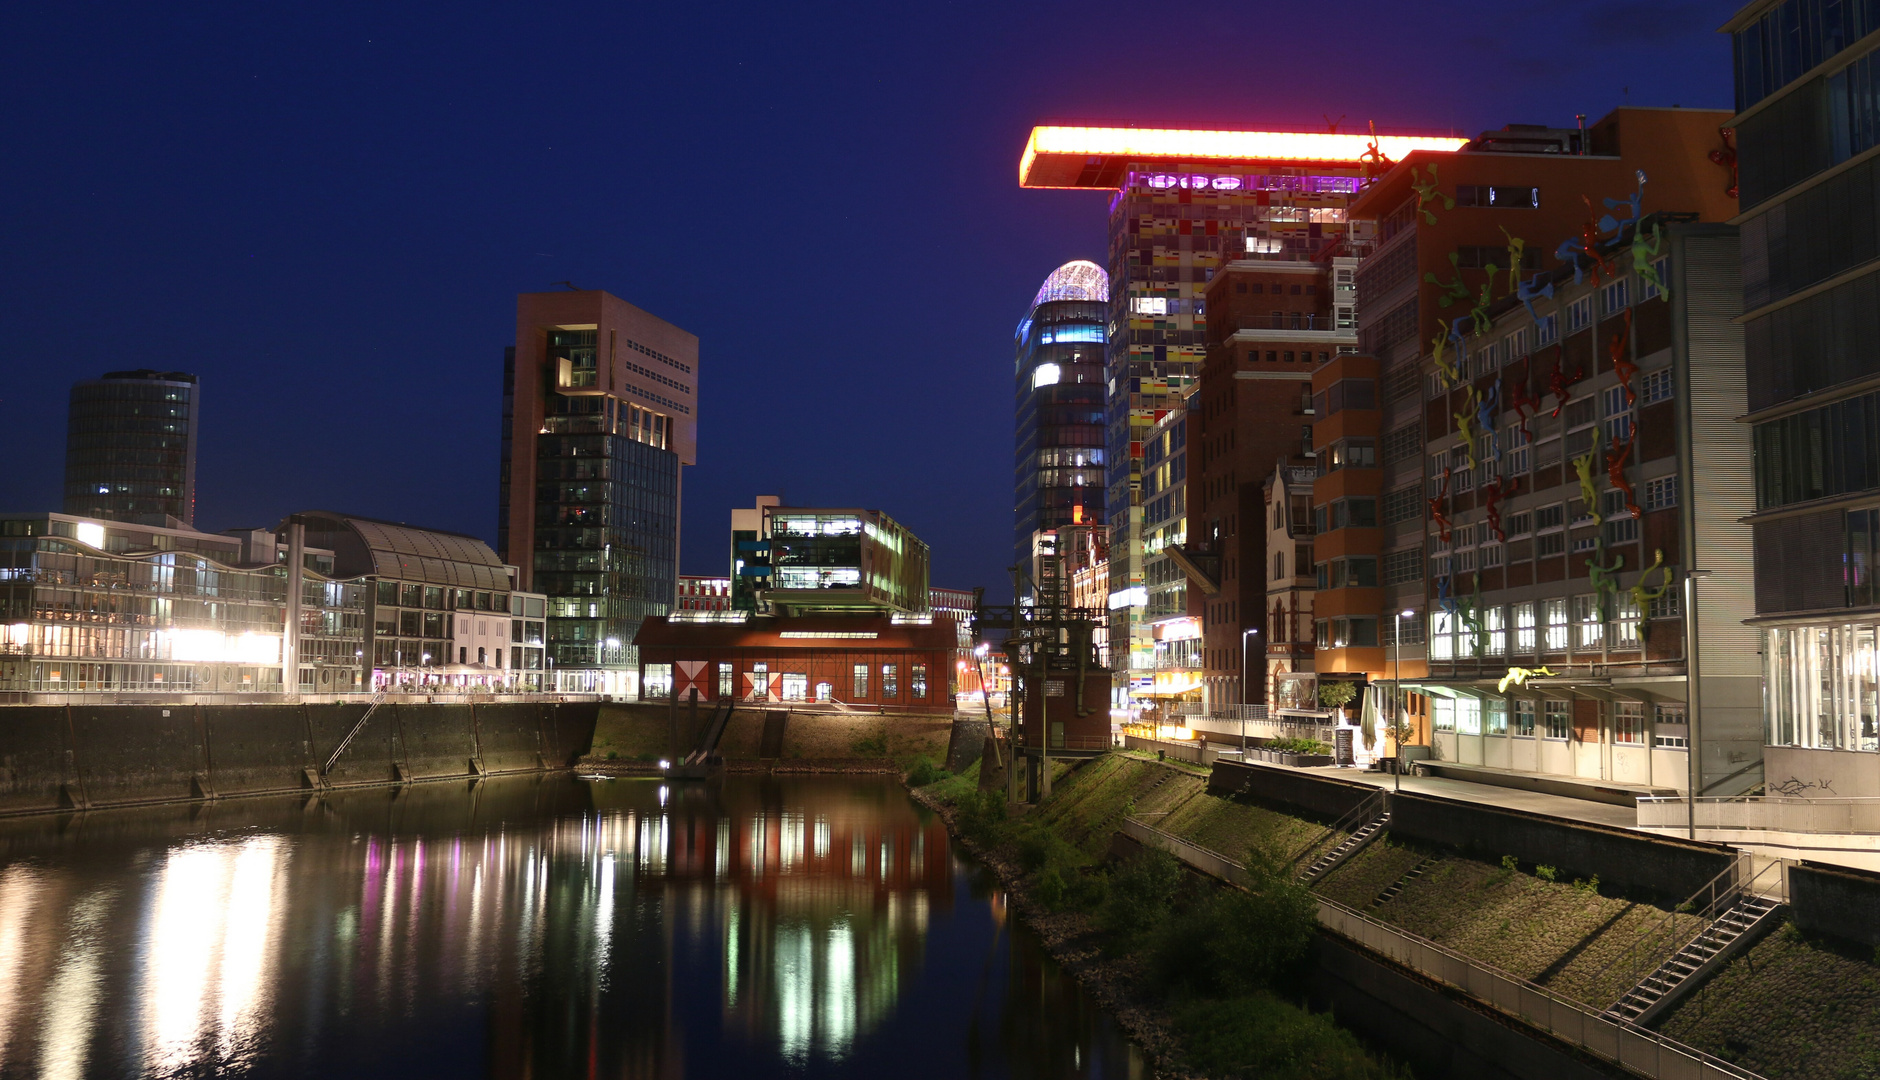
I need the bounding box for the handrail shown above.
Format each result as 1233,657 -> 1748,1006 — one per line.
1287,787 -> 1387,874
1590,855 -> 1786,1014
1124,817 -> 1768,1080
321,690 -> 388,778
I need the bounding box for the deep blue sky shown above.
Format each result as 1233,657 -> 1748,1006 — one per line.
0,1 -> 1738,596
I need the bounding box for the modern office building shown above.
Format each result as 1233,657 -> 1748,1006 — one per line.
500,290 -> 698,695
1333,108 -> 1740,745
1728,0 -> 1880,795
0,511 -> 546,697
62,370 -> 199,528
1019,124 -> 1467,704
1189,258 -> 1354,711
1014,261 -> 1108,577
765,507 -> 929,616
290,511 -> 547,690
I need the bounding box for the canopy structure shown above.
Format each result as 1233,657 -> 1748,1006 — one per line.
1018,125 -> 1469,189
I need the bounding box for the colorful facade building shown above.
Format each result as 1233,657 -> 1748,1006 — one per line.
1141,395 -> 1199,704
1336,108 -> 1748,789
499,289 -> 697,695
1727,0 -> 1880,795
677,575 -> 732,612
1190,257 -> 1355,711
1018,125 -> 1466,704
1013,261 -> 1108,578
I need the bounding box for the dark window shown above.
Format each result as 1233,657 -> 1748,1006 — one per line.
1455,185 -> 1541,209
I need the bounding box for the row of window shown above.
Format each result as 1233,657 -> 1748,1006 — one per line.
1433,697 -> 1686,746
1426,594 -> 1680,661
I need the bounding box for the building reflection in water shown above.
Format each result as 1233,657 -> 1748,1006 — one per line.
0,775 -> 958,1078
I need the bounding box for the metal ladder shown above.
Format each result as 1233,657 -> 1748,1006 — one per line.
320,690 -> 388,779
1598,857 -> 1787,1026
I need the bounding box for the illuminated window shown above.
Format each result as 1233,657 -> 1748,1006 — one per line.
882,664 -> 898,698
853,663 -> 869,699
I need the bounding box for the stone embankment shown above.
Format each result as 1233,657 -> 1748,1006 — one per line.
0,700 -> 598,816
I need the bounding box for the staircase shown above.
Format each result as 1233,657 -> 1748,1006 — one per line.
1604,893 -> 1783,1025
1370,857 -> 1437,909
1299,808 -> 1391,885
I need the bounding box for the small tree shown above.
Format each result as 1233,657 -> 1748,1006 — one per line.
1318,680 -> 1357,711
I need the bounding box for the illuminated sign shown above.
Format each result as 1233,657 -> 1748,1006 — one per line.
1020,126 -> 1470,188
74,522 -> 105,549
1131,297 -> 1168,316
168,629 -> 282,664
1032,363 -> 1061,389
1108,586 -> 1147,610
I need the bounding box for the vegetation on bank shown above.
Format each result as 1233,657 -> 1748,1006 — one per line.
1658,922 -> 1880,1080
919,754 -> 1403,1080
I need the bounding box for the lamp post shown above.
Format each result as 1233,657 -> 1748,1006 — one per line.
1395,608 -> 1413,793
1683,570 -> 1713,840
1240,627 -> 1260,755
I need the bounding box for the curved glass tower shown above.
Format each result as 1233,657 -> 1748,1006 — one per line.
62,369 -> 198,527
1014,261 -> 1108,582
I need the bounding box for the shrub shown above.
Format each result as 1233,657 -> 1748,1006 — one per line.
1150,841 -> 1318,996
1172,993 -> 1403,1080
906,756 -> 950,787
1501,855 -> 1519,873
1535,864 -> 1558,882
1098,848 -> 1185,947
1573,875 -> 1600,895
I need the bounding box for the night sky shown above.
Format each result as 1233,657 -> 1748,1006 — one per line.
0,2 -> 1738,598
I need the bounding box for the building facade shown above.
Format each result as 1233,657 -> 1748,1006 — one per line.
1336,109 -> 1742,757
763,507 -> 929,616
1193,258 -> 1354,710
678,575 -> 733,612
1141,395 -> 1199,704
1018,125 -> 1466,705
1262,462 -> 1319,712
635,613 -> 959,710
1728,0 -> 1880,795
500,290 -> 698,694
729,496 -> 780,612
63,370 -> 198,528
1014,261 -> 1109,578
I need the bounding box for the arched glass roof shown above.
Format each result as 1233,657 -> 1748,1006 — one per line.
1029,260 -> 1109,309
291,511 -> 513,591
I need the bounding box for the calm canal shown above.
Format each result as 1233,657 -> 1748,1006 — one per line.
0,773 -> 1148,1079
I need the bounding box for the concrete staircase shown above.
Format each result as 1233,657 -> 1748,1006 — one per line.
1370,856 -> 1437,909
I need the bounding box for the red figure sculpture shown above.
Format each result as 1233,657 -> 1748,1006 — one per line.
1708,127 -> 1739,200
1606,429 -> 1640,518
1548,354 -> 1584,418
1507,369 -> 1543,444
1609,308 -> 1637,406
1483,474 -> 1520,542
1428,466 -> 1453,545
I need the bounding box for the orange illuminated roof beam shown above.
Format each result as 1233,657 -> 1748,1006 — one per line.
1019,125 -> 1469,189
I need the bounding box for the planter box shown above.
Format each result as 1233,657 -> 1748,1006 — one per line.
1292,754 -> 1335,768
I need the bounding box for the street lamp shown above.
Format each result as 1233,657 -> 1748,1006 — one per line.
1395,608 -> 1413,793
1240,628 -> 1260,755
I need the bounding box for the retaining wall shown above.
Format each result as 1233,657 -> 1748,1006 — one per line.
0,701 -> 598,816
1206,759 -> 1378,821
1208,759 -> 1737,901
1389,793 -> 1736,902
1790,861 -> 1880,947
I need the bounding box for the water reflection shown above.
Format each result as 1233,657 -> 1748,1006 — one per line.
0,774 -> 1145,1079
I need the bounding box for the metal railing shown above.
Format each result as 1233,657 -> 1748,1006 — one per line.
1124,817 -> 1768,1080
1585,855 -> 1783,1014
1287,787 -> 1388,876
1637,795 -> 1880,835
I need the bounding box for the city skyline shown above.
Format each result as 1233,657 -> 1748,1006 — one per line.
0,1 -> 1739,597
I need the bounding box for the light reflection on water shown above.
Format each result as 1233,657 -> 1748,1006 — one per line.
0,774 -> 1146,1079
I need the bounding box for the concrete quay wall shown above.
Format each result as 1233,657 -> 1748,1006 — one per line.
0,701 -> 597,815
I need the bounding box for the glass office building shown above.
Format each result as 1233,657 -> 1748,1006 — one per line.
1014,261 -> 1108,576
63,370 -> 198,527
503,291 -> 699,694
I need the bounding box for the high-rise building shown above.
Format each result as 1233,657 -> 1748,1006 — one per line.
1140,393 -> 1198,703
500,290 -> 698,694
62,369 -> 198,527
1019,125 -> 1466,705
1014,261 -> 1108,576
1727,0 -> 1880,793
730,495 -> 781,612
